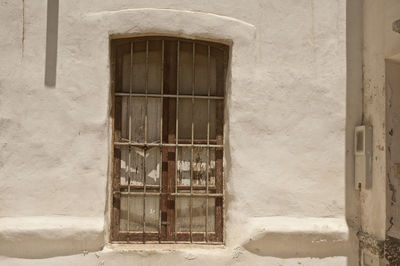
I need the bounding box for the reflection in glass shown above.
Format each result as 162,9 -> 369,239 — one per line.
145,196 -> 160,232
120,195 -> 143,231
146,148 -> 161,186
177,147 -> 191,186
192,197 -> 206,232
176,197 -> 190,232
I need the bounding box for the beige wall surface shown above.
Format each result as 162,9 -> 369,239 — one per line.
0,0 -> 351,264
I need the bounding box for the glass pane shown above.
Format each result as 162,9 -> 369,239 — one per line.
209,148 -> 216,187
192,197 -> 206,232
207,198 -> 215,232
146,148 -> 161,186
177,147 -> 191,186
130,147 -> 144,186
193,147 -> 207,186
178,98 -> 192,141
195,44 -> 208,95
209,50 -> 217,96
148,40 -> 162,94
210,100 -> 217,140
132,41 -> 146,93
210,47 -> 225,96
120,148 -> 129,186
131,97 -> 145,143
147,98 -> 161,143
120,194 -> 128,231
179,41 -> 193,95
176,197 -> 190,232
129,195 -> 144,231
194,99 -> 208,140
121,96 -> 129,141
145,196 -> 159,232
120,45 -> 131,93
120,194 -> 143,231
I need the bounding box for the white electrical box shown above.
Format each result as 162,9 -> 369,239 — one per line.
354,125 -> 373,190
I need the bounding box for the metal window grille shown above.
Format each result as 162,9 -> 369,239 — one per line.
111,36 -> 228,244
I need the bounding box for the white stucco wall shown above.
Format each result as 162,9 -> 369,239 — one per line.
0,0 -> 351,265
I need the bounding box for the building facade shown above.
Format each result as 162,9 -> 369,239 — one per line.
0,0 -> 399,265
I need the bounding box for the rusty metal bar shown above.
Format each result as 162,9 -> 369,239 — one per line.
143,40 -> 149,242
189,42 -> 195,243
206,45 -> 211,242
171,193 -> 223,197
115,92 -> 224,100
158,39 -> 164,242
174,40 -> 180,242
114,142 -> 223,148
127,42 -> 134,234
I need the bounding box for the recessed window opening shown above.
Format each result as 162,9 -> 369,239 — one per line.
111,36 -> 228,244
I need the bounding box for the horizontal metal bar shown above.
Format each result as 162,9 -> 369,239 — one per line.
115,92 -> 224,100
119,191 -> 161,196
114,142 -> 224,148
112,240 -> 223,245
116,191 -> 222,197
172,193 -> 223,197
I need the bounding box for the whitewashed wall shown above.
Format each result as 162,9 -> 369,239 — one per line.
0,1 -> 351,265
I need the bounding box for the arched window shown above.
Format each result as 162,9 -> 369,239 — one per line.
111,36 -> 228,243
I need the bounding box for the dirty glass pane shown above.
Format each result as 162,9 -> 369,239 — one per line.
209,100 -> 217,140
178,98 -> 192,141
120,45 -> 131,93
146,148 -> 161,186
195,44 -> 208,96
130,147 -> 144,186
209,50 -> 216,96
130,97 -> 145,143
207,198 -> 215,232
193,147 -> 207,186
132,41 -> 146,93
120,195 -> 143,231
177,147 -> 191,186
192,197 -> 206,232
129,195 -> 144,231
179,41 -> 193,95
120,96 -> 129,141
176,197 -> 190,232
208,148 -> 216,187
120,194 -> 128,231
120,148 -> 129,186
147,98 -> 161,143
148,40 -> 162,94
194,99 -> 208,140
145,196 -> 159,232
210,47 -> 225,96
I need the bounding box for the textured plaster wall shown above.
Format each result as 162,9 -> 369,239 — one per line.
0,0 -> 350,264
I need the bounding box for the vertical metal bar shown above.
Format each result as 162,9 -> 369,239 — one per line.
158,40 -> 164,242
189,42 -> 195,242
127,42 -> 134,235
205,45 -> 210,242
143,40 -> 149,242
145,40 -> 149,145
174,40 -> 180,242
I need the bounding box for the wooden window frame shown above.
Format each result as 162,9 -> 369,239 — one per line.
110,36 -> 228,244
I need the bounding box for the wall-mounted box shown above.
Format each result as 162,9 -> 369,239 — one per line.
354,125 -> 373,190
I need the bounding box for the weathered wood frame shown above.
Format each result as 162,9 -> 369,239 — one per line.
110,36 -> 228,244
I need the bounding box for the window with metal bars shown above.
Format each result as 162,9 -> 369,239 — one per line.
110,36 -> 228,243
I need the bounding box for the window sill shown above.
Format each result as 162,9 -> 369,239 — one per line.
106,243 -> 225,252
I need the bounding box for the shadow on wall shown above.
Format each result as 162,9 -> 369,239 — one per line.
242,231 -> 351,259
44,0 -> 59,87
